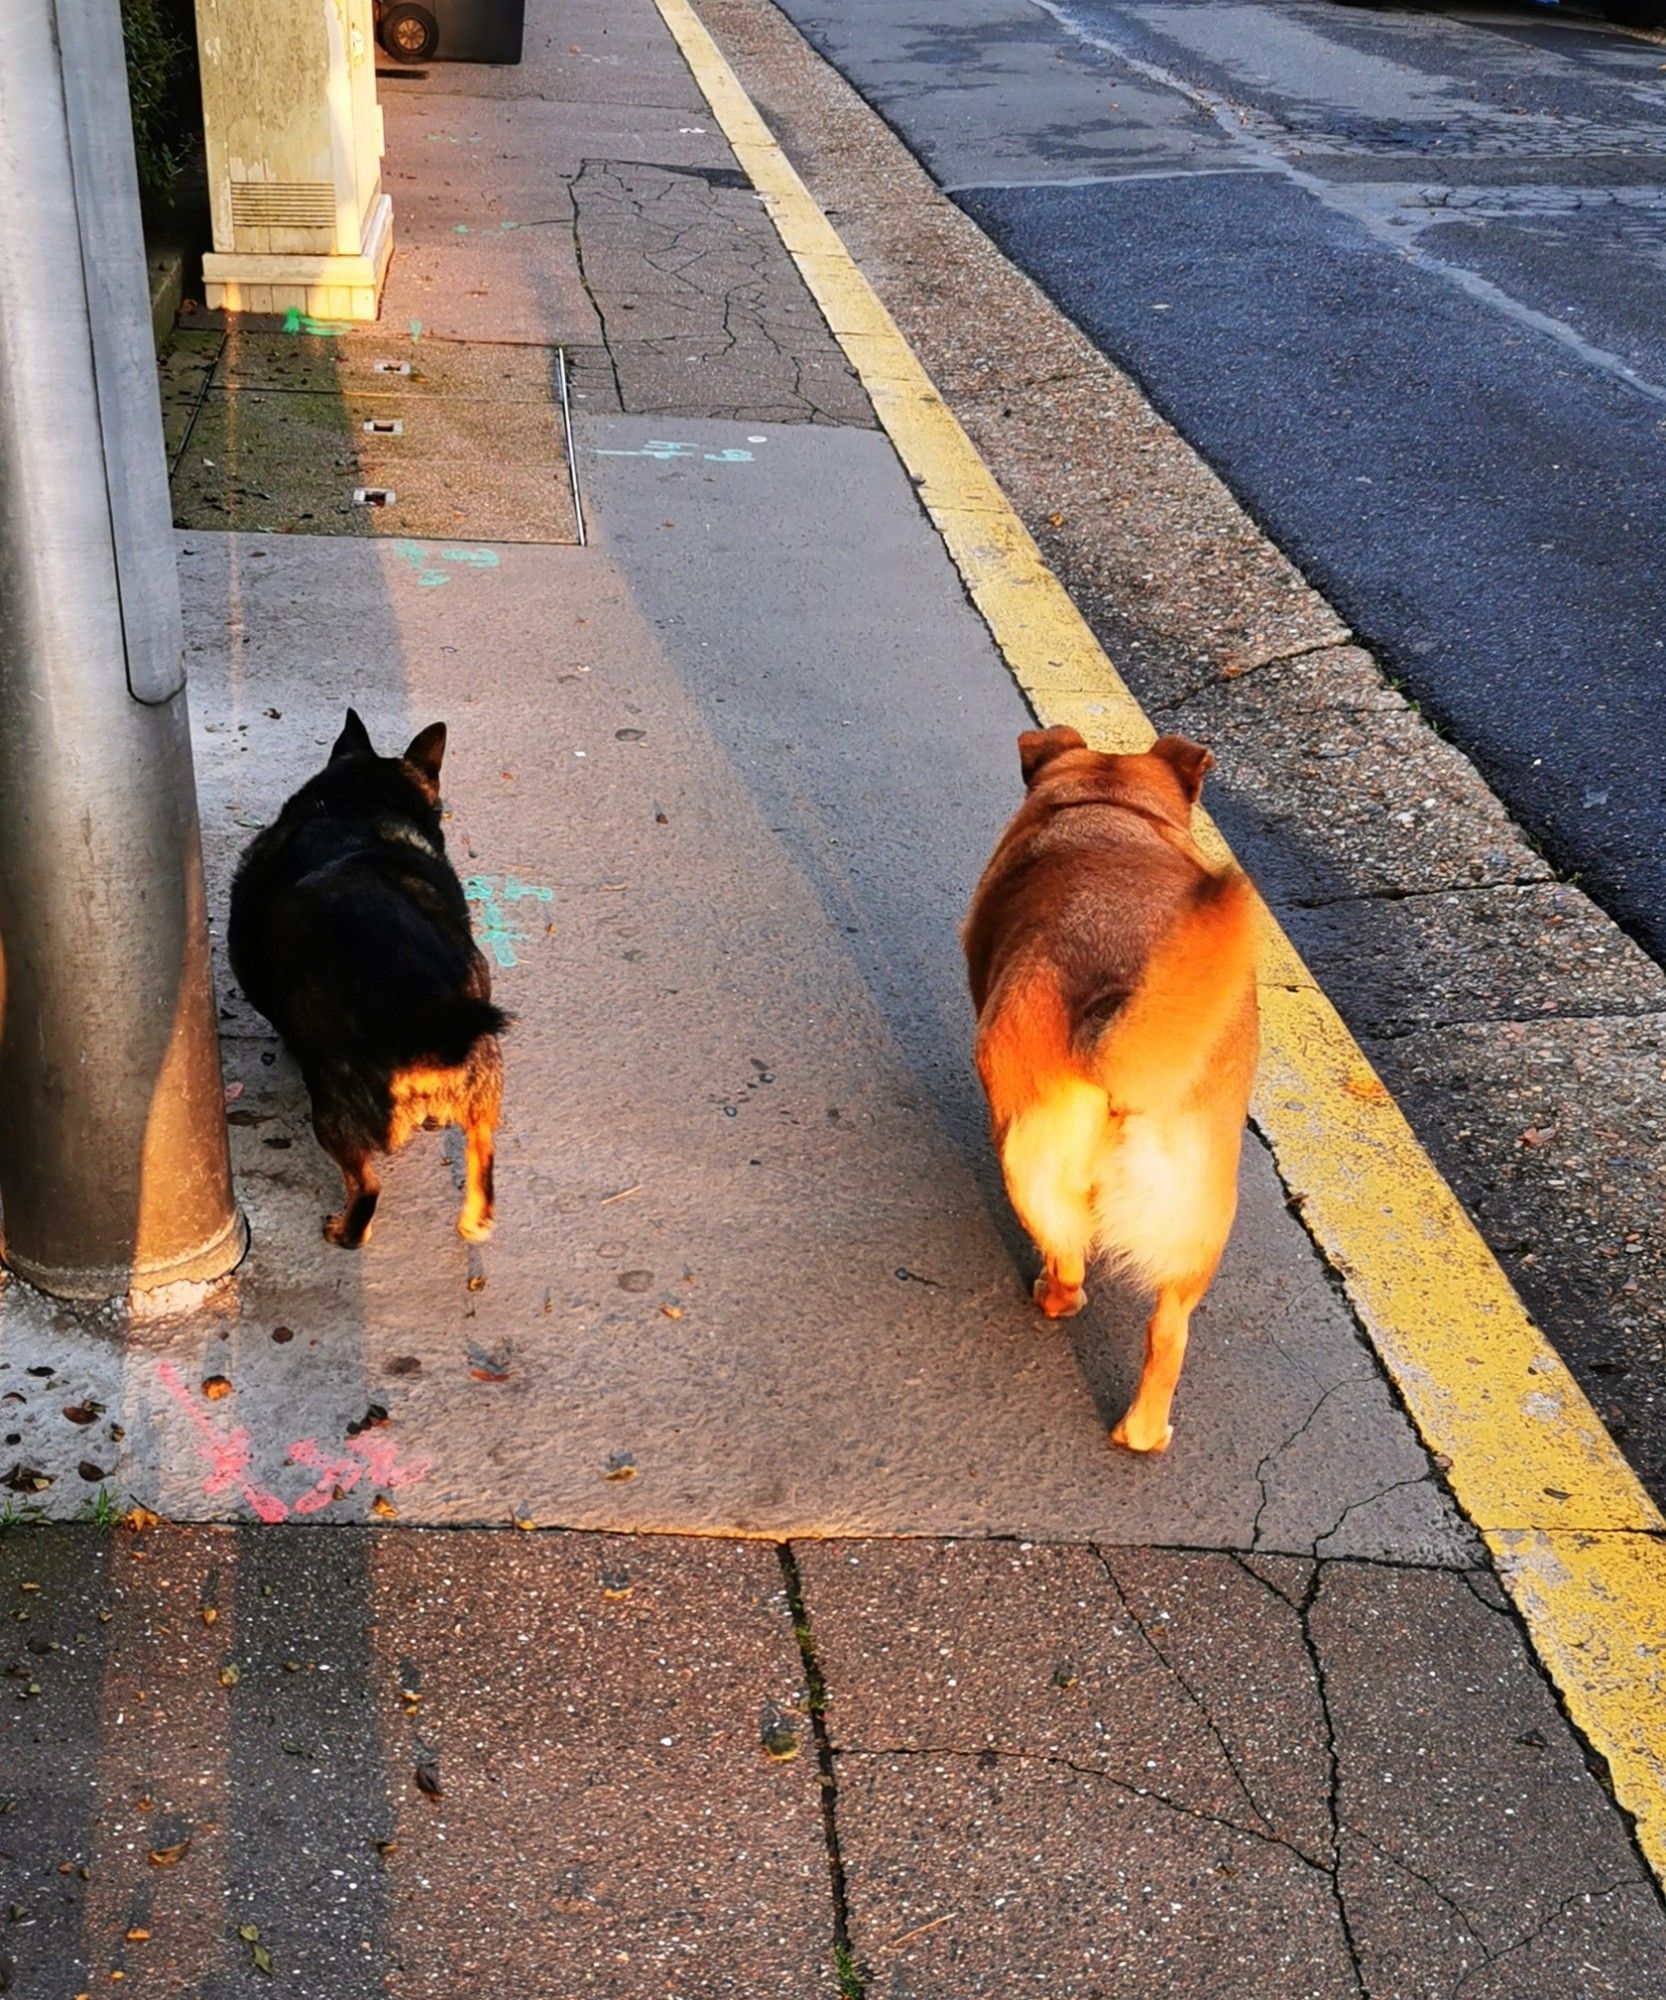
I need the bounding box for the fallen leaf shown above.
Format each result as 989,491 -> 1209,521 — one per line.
660,1304 -> 683,1320
371,1495 -> 397,1520
61,1404 -> 101,1426
122,1505 -> 160,1534
218,1665 -> 241,1687
238,1926 -> 259,1944
124,1929 -> 150,1944
414,1762 -> 442,1799
201,1377 -> 233,1401
251,1943 -> 273,1976
146,1838 -> 191,1867
200,1608 -> 218,1627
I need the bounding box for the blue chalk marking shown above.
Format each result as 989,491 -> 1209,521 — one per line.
465,873 -> 554,969
593,439 -> 753,463
393,539 -> 449,588
594,440 -> 696,460
393,543 -> 500,588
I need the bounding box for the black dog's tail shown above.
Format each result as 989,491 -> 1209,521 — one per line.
405,995 -> 510,1069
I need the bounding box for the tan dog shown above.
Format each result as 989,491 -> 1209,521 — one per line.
964,727 -> 1259,1452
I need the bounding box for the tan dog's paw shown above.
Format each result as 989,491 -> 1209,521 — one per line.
323,1212 -> 369,1248
1032,1273 -> 1087,1318
458,1211 -> 494,1244
1111,1413 -> 1174,1455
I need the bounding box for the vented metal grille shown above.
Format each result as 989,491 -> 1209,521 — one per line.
230,181 -> 335,229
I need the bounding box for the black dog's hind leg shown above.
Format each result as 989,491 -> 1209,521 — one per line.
313,1107 -> 382,1248
324,1153 -> 380,1248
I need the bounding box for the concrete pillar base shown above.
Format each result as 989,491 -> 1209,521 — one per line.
202,191 -> 393,322
2,1208 -> 249,1304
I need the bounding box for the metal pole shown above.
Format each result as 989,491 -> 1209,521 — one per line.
0,0 -> 244,1298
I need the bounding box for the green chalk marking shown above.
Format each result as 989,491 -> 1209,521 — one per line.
281,307 -> 349,338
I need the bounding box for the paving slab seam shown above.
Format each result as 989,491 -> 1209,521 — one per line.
777,1544 -> 862,1991
653,0 -> 1666,1888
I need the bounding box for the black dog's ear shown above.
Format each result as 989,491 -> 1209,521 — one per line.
403,722 -> 447,786
1149,734 -> 1214,804
330,708 -> 375,762
1018,725 -> 1087,785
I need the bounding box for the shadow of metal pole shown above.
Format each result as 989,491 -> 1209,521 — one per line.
0,0 -> 244,1300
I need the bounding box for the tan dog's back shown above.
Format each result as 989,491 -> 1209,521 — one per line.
964,727 -> 1259,1452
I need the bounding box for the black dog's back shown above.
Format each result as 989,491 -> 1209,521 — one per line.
228,711 -> 508,1246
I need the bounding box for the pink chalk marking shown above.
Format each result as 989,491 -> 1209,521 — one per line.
350,1433 -> 434,1490
155,1363 -> 432,1522
156,1361 -> 289,1523
286,1432 -> 434,1512
288,1438 -> 364,1515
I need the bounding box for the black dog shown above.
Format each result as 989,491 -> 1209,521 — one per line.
228,709 -> 506,1248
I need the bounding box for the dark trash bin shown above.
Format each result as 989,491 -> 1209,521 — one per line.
376,0 -> 525,65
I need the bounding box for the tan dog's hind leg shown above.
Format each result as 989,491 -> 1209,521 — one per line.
1112,1273 -> 1209,1453
999,1087 -> 1102,1319
1031,1253 -> 1088,1319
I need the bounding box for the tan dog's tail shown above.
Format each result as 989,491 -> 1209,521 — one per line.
1092,867 -> 1259,1115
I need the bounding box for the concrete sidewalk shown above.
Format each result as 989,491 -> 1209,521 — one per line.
2,1 -> 1664,1993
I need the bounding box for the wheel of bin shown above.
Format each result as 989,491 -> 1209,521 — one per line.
381,2 -> 438,61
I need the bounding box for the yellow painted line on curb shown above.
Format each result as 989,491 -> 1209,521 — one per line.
654,0 -> 1666,1876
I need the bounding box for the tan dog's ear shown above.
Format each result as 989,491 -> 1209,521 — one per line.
1149,734 -> 1214,803
1018,726 -> 1087,785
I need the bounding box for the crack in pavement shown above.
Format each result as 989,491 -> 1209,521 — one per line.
570,156 -> 867,424
1250,1374 -> 1363,1552
1295,1565 -> 1371,1996
838,1738 -> 1339,1877
1448,1876 -> 1640,1998
1312,1474 -> 1438,1561
1087,1542 -> 1292,1854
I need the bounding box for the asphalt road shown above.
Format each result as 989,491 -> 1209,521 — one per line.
770,0 -> 1666,964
